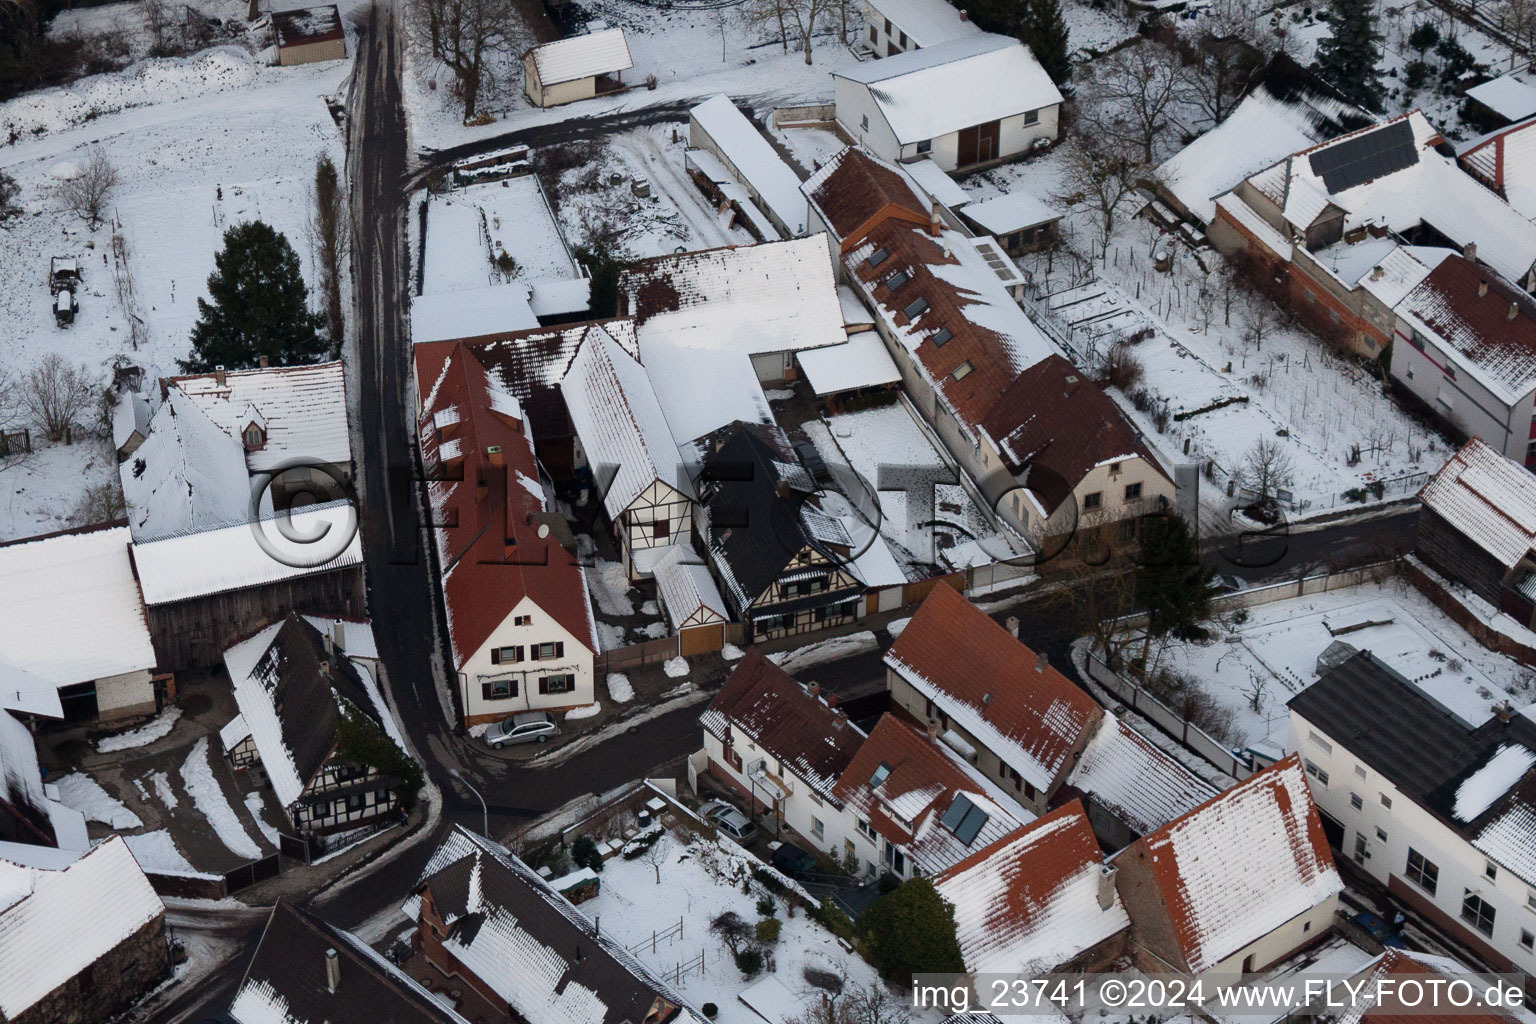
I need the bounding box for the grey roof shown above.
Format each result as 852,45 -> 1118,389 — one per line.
1307,118 -> 1419,193
233,901 -> 467,1023
1289,651 -> 1536,830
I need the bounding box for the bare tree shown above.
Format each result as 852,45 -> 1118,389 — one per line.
1080,42 -> 1186,164
0,170 -> 19,223
1497,0 -> 1536,63
788,981 -> 913,1024
70,481 -> 127,526
1244,670 -> 1271,713
710,911 -> 754,956
1053,138 -> 1142,243
1240,299 -> 1280,351
640,838 -> 668,884
739,0 -> 836,64
142,0 -> 174,54
1241,436 -> 1294,516
54,150 -> 119,230
409,0 -> 517,121
23,355 -> 95,444
1100,340 -> 1145,390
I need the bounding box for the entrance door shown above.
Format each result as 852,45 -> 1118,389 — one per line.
57,681 -> 98,723
958,121 -> 1001,166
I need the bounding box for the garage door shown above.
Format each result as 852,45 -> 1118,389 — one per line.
679,623 -> 724,656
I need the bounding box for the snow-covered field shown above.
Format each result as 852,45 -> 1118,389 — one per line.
422,175 -> 576,291
1156,578 -> 1536,753
579,832 -> 889,1024
0,34 -> 351,540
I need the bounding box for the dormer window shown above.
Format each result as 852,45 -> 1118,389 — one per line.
903,297 -> 929,318
243,422 -> 266,450
930,327 -> 952,347
867,247 -> 890,268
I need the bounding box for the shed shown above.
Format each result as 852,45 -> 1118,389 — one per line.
271,6 -> 345,66
523,27 -> 633,108
687,95 -> 808,237
958,191 -> 1062,254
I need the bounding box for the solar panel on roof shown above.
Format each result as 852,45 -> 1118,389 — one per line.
1307,119 -> 1418,194
940,793 -> 989,844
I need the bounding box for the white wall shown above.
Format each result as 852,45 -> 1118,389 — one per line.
460,595 -> 595,723
1388,318 -> 1536,466
1289,709 -> 1536,975
835,78 -> 903,164
95,669 -> 156,718
1203,895 -> 1340,974
899,107 -> 1061,172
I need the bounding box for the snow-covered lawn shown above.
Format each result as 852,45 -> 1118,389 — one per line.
606,673 -> 635,703
96,706 -> 182,752
179,737 -> 263,860
768,630 -> 878,674
54,772 -> 142,829
579,832 -> 885,1024
421,175 -> 575,292
1154,578 -> 1536,753
0,40 -> 351,540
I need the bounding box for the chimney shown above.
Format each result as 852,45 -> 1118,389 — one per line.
1464,241 -> 1478,262
324,948 -> 340,994
487,444 -> 504,467
958,6 -> 969,18
331,619 -> 346,654
1097,864 -> 1118,910
808,681 -> 821,697
926,719 -> 940,741
1479,279 -> 1489,298
320,658 -> 331,681
826,693 -> 839,709
1370,265 -> 1384,281
214,365 -> 227,387
1510,301 -> 1521,322
1495,701 -> 1514,724
258,354 -> 269,369
929,202 -> 942,237
1035,650 -> 1048,673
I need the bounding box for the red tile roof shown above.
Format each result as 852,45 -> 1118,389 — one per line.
1344,950 -> 1526,1023
698,649 -> 864,801
1123,756 -> 1342,973
980,355 -> 1171,515
833,714 -> 1029,875
884,585 -> 1101,792
803,148 -> 931,245
934,800 -> 1128,975
1399,253 -> 1536,406
415,342 -> 595,669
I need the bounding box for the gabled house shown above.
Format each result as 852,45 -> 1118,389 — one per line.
1208,111 -> 1536,357
1288,650 -> 1536,980
1390,257 -> 1536,466
522,27 -> 633,108
415,341 -> 598,726
405,826 -> 708,1024
1113,756 -> 1343,976
1459,114 -> 1536,221
271,6 -> 346,65
687,95 -> 808,240
0,708 -> 87,851
0,523 -> 160,722
933,800 -> 1129,977
860,0 -> 979,57
883,584 -> 1103,814
829,713 -> 1033,879
221,615 -> 413,837
0,836 -> 169,1024
560,324 -> 693,579
650,545 -> 731,654
1415,438 -> 1536,629
696,422 -> 863,642
229,900 -> 468,1024
833,33 -> 1062,172
698,649 -> 865,844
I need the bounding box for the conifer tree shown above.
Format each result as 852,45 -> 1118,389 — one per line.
1023,0 -> 1071,85
1316,0 -> 1385,111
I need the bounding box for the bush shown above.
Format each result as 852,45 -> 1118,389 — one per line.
754,917 -> 781,944
1404,59 -> 1431,91
876,872 -> 901,895
751,866 -> 791,899
1101,341 -> 1145,391
810,897 -> 857,942
803,967 -> 845,994
755,895 -> 776,918
621,825 -> 663,858
702,1004 -> 718,1020
571,835 -> 603,873
734,948 -> 764,977
857,878 -> 964,981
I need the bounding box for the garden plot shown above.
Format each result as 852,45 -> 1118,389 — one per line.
544,125 -> 756,260
1154,579 -> 1536,755
767,122 -> 845,176
421,175 -> 575,292
0,44 -> 349,540
802,402 -> 998,572
579,831 -> 887,1024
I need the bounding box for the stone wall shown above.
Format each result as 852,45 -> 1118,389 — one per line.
14,914 -> 170,1024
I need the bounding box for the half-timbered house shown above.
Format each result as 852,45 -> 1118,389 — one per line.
220,615 -> 414,836
697,423 -> 863,642
560,325 -> 694,579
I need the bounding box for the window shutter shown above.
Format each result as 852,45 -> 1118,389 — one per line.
530,645 -> 540,661
555,642 -> 564,658
491,649 -> 501,665
481,682 -> 494,701
538,677 -> 549,695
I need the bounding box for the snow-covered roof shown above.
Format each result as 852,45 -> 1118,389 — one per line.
958,191 -> 1061,234
795,330 -> 902,396
412,283 -> 541,345
1214,193 -> 1291,261
1355,244 -> 1451,309
219,712 -> 252,749
0,711 -> 46,838
934,802 -> 1128,977
685,148 -> 783,241
901,157 -> 971,210
885,585 -> 1101,794
651,545 -> 728,629
130,500 -> 362,605
1397,254 -> 1536,407
620,236 -> 845,358
1126,757 -> 1342,974
271,5 -> 342,47
1467,70 -> 1536,123
111,390 -> 151,449
1460,116 -> 1536,221
121,388 -> 254,542
525,27 -> 633,86
640,338 -> 775,453
1453,742 -> 1535,822
0,525 -> 157,695
866,0 -> 980,47
1157,90 -> 1323,224
171,361 -> 351,472
0,836 -> 164,1020
407,826 -> 708,1024
1065,715 -> 1217,837
528,277 -> 592,318
689,95 -> 807,235
834,33 -> 1063,145
560,325 -> 692,519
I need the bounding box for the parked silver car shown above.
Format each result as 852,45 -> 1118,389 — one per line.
486,711 -> 559,748
699,799 -> 758,844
